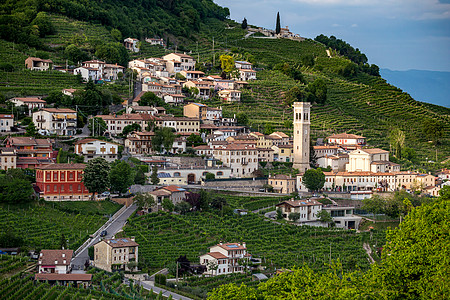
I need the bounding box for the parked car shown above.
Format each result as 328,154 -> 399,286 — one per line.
100,230 -> 107,237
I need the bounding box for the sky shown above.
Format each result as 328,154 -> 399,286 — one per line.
214,0 -> 450,72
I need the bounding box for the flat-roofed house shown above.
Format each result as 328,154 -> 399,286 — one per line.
74,138 -> 119,162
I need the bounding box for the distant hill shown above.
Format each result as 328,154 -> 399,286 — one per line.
380,69 -> 450,108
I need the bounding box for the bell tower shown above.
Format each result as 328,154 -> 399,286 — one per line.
292,102 -> 311,172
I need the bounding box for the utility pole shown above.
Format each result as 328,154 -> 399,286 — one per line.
176,261 -> 179,283
212,37 -> 215,67
197,41 -> 199,63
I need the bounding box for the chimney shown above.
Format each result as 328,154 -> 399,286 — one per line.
131,236 -> 135,242
243,243 -> 246,248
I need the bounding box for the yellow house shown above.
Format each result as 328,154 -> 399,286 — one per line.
272,145 -> 294,163
249,132 -> 273,149
269,174 -> 296,194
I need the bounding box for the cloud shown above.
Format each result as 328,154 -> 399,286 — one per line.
351,23 -> 358,27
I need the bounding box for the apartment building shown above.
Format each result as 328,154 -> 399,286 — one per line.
32,108 -> 77,136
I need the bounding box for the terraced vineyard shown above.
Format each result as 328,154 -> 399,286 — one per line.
0,201 -> 121,250
0,270 -> 162,300
122,212 -> 383,274
0,255 -> 31,278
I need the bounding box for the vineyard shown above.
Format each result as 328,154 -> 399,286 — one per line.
122,211 -> 385,273
0,269 -> 163,300
0,201 -> 121,250
0,255 -> 32,278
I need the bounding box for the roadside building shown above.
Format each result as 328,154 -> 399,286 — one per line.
35,163 -> 90,201
93,238 -> 139,272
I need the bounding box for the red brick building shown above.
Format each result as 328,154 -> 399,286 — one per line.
36,164 -> 90,201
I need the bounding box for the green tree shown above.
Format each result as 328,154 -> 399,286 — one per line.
109,161 -> 134,195
317,209 -> 333,224
263,123 -> 274,135
300,54 -> 315,67
362,195 -> 386,215
162,198 -> 174,212
205,172 -> 215,180
241,17 -> 248,29
284,119 -> 293,129
138,92 -> 164,106
65,44 -> 90,65
122,123 -> 141,136
423,119 -> 444,145
307,78 -> 327,104
236,112 -> 248,125
26,122 -> 37,137
186,133 -> 203,147
219,55 -> 236,78
276,207 -> 283,220
111,29 -> 122,42
302,168 -> 325,192
389,128 -> 405,158
150,166 -> 159,185
134,168 -> 146,185
82,157 -> 111,200
134,193 -> 155,211
0,177 -> 34,204
174,201 -> 191,214
31,12 -> 54,37
60,233 -> 68,250
152,127 -> 175,153
95,42 -> 129,67
275,12 -> 281,34
288,212 -> 300,222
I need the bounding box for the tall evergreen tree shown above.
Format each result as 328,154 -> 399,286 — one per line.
276,12 -> 281,34
242,18 -> 248,29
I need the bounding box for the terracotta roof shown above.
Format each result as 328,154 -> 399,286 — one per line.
40,108 -> 76,113
361,148 -> 389,154
0,114 -> 13,119
8,137 -> 51,146
101,238 -> 139,248
204,252 -> 228,259
194,145 -> 211,150
39,250 -> 73,266
11,97 -> 46,103
313,145 -> 339,150
63,89 -> 78,93
83,60 -> 105,64
97,114 -> 144,121
27,57 -> 53,63
35,273 -> 92,281
161,185 -> 186,193
328,133 -> 365,139
270,132 -> 289,138
38,163 -> 86,170
166,53 -> 193,59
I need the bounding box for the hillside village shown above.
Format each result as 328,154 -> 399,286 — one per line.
0,3 -> 449,299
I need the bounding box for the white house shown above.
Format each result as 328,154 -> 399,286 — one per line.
162,53 -> 196,74
218,90 -> 241,102
74,138 -> 119,162
212,143 -> 259,177
32,108 -> 77,136
276,199 -> 322,222
38,250 -> 73,274
200,242 -> 250,276
124,38 -> 139,52
9,97 -> 46,116
74,66 -> 101,82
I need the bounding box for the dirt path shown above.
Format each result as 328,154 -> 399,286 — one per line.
363,242 -> 375,264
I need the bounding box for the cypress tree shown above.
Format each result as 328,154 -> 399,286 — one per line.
241,17 -> 248,29
276,12 -> 281,34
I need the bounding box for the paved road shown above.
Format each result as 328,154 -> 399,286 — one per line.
72,203 -> 137,271
138,281 -> 193,300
